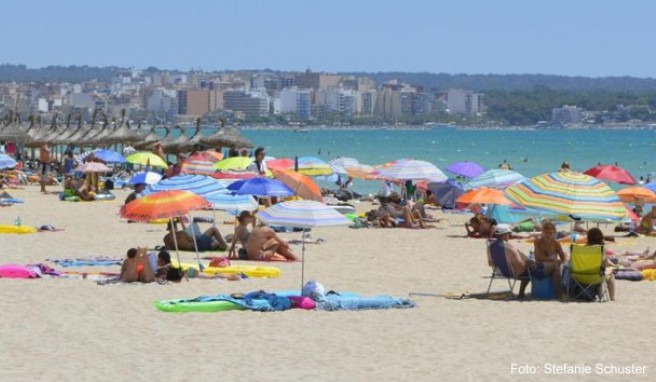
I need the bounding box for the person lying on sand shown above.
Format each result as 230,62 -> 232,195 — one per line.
164,219 -> 229,252
246,222 -> 298,261
155,250 -> 240,281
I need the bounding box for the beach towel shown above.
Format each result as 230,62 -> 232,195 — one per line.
0,264 -> 40,278
48,257 -> 123,267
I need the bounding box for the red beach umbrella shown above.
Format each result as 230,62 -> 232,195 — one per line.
583,165 -> 637,185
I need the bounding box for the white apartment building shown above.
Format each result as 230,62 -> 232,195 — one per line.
447,89 -> 484,116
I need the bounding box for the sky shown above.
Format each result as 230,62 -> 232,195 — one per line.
4,0 -> 656,78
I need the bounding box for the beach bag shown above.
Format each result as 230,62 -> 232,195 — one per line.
209,256 -> 231,268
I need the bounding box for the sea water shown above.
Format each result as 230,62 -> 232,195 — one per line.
175,126 -> 656,194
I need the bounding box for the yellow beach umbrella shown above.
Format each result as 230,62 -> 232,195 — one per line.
214,156 -> 272,177
126,152 -> 168,168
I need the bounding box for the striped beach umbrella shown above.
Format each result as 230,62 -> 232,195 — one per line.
257,200 -> 351,288
329,157 -> 360,175
181,151 -> 223,176
376,159 -> 447,182
146,174 -> 225,197
120,190 -> 210,222
203,191 -> 259,213
466,169 -> 525,190
505,171 -> 627,221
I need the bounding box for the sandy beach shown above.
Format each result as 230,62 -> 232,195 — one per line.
0,187 -> 654,382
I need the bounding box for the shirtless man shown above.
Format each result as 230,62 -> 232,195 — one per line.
163,220 -> 229,252
39,143 -> 51,193
245,223 -> 297,261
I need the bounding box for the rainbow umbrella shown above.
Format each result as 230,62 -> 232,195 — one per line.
505,171 -> 627,222
465,169 -> 525,189
180,151 -> 223,176
126,152 -> 168,168
257,200 -> 351,288
120,190 -> 211,269
376,159 -> 447,182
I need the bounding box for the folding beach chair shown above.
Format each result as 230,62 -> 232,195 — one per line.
565,244 -> 609,302
485,239 -> 531,299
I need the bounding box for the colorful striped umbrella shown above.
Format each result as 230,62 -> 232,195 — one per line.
180,151 -> 223,176
145,175 -> 225,197
120,190 -> 210,222
466,169 -> 525,189
126,152 -> 168,168
345,164 -> 378,180
376,159 -> 447,182
505,171 -> 627,221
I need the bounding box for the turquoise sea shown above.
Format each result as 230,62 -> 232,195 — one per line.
182,127 -> 656,194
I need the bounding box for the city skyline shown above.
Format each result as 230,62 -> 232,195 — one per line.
5,0 -> 656,78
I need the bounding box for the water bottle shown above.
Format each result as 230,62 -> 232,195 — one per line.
14,216 -> 21,226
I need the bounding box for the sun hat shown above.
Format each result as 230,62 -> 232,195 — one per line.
494,223 -> 512,235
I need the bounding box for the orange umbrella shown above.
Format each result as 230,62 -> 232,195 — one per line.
345,164 -> 378,180
456,187 -> 514,205
120,190 -> 211,222
271,168 -> 323,202
617,186 -> 656,203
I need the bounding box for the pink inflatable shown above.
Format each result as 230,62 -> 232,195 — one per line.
0,264 -> 39,279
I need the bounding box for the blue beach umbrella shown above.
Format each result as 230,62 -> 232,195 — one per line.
227,177 -> 294,197
203,191 -> 259,214
93,149 -> 126,163
145,174 -> 226,197
129,171 -> 163,186
0,154 -> 17,169
466,169 -> 526,189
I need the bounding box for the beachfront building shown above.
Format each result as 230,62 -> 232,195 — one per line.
359,89 -> 377,116
375,83 -> 403,118
552,105 -> 582,124
279,87 -> 312,121
446,89 -> 484,116
223,89 -> 270,118
316,88 -> 357,115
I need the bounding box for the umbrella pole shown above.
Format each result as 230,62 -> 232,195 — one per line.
170,218 -> 183,276
300,228 -> 306,292
188,213 -> 202,271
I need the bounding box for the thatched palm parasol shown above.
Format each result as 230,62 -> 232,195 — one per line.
52,113 -> 81,146
25,113 -> 59,148
167,118 -> 206,154
199,125 -> 253,149
84,112 -> 115,147
70,110 -> 103,146
161,125 -> 190,153
134,123 -> 165,150
104,110 -> 144,146
0,119 -> 30,144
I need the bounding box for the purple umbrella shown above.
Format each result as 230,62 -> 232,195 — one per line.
445,161 -> 485,178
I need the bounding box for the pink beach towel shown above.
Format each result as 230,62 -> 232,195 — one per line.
0,264 -> 40,279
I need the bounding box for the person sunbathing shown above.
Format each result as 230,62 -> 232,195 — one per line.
244,222 -> 298,261
163,219 -> 229,252
385,192 -> 428,228
155,249 -> 240,281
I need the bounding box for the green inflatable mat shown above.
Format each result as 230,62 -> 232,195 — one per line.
154,299 -> 246,313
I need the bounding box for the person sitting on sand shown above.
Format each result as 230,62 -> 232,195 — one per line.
244,221 -> 298,261
120,247 -> 155,283
488,224 -> 532,298
533,220 -> 567,297
385,192 -> 428,228
163,219 -> 229,252
583,228 -> 616,301
228,210 -> 256,259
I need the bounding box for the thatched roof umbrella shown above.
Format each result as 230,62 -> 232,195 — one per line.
168,118 -> 206,154
71,110 -> 106,146
25,113 -> 59,148
103,110 -> 143,146
161,125 -> 190,153
136,121 -> 162,148
52,113 -> 81,146
84,112 -> 115,147
134,124 -> 167,150
67,110 -> 98,145
199,126 -> 253,149
0,119 -> 30,144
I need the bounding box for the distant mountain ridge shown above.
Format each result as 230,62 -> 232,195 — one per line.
2,64 -> 656,93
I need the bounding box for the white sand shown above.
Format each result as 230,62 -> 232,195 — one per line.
0,187 -> 654,381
